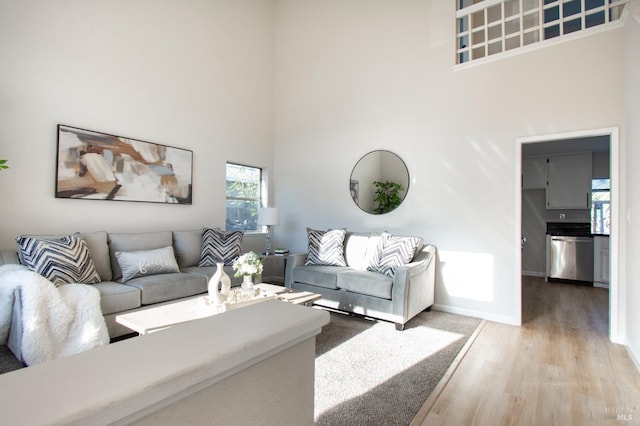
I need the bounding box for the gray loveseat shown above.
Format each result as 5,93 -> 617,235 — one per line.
0,229 -> 248,344
285,231 -> 436,330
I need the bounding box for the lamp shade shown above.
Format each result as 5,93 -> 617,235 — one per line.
257,207 -> 279,226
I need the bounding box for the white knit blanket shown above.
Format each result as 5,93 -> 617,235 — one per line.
0,264 -> 109,366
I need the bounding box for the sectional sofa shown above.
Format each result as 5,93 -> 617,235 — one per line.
0,229 -> 248,342
285,229 -> 436,330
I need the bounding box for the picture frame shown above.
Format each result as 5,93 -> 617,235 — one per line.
56,125 -> 193,204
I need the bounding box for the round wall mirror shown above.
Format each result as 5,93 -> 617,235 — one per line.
349,150 -> 409,214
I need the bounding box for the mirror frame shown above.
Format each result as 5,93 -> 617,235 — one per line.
349,150 -> 409,215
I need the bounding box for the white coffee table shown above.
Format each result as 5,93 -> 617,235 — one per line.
115,284 -> 321,335
256,283 -> 322,306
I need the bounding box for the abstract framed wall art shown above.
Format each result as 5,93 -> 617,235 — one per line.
56,125 -> 193,204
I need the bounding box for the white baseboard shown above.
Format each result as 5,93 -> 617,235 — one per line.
432,304 -> 520,326
625,340 -> 640,374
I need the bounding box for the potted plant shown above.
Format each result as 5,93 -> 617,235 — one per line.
0,159 -> 8,170
373,180 -> 405,214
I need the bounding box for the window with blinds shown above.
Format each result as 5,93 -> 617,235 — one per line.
456,0 -> 629,65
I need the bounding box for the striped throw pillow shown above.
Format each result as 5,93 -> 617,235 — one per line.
305,228 -> 347,266
199,228 -> 244,267
16,233 -> 101,286
367,232 -> 422,278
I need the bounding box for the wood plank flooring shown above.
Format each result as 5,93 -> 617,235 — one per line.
415,277 -> 640,425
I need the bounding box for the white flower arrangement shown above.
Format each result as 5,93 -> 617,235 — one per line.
232,251 -> 263,277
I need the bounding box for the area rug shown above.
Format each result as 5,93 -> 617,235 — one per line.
0,345 -> 23,374
314,309 -> 481,425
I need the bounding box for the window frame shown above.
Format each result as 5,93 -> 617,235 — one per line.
455,0 -> 629,67
591,177 -> 611,235
225,162 -> 266,233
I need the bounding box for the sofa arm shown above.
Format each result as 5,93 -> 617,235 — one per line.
7,287 -> 23,362
0,250 -> 19,266
284,253 -> 307,288
391,244 -> 436,323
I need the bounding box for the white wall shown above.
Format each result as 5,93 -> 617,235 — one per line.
273,0 -> 625,324
623,11 -> 640,366
0,0 -> 273,248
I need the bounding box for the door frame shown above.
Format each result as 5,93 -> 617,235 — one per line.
515,127 -> 621,343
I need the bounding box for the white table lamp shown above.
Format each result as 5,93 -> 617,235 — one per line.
258,207 -> 279,255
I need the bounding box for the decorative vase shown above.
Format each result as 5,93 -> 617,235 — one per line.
208,262 -> 231,304
241,274 -> 254,291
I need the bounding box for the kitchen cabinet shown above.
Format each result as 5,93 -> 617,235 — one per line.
522,157 -> 546,189
594,236 -> 609,287
546,153 -> 592,209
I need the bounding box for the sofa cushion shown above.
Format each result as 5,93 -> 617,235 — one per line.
16,233 -> 102,286
199,228 -> 244,267
93,281 -> 141,315
182,265 -> 218,280
183,265 -> 245,286
337,270 -> 394,299
123,272 -> 207,305
368,232 -> 423,278
292,265 -> 349,290
173,230 -> 203,268
305,228 -> 347,267
115,246 -> 180,283
108,231 -> 173,281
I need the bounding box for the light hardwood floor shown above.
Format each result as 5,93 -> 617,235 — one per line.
415,276 -> 640,426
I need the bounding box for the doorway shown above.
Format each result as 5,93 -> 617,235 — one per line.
516,128 -> 620,343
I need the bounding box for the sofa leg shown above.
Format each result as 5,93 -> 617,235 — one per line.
395,323 -> 405,331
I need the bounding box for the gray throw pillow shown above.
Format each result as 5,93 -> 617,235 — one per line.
115,245 -> 180,283
305,228 -> 347,266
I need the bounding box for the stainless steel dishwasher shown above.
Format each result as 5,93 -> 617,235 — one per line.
547,235 -> 594,282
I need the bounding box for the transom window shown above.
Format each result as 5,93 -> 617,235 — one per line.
225,163 -> 264,232
456,0 -> 629,65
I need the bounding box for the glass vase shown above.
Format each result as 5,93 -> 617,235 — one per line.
241,274 -> 254,291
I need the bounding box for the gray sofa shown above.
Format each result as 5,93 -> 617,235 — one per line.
0,229 -> 248,342
285,231 -> 436,330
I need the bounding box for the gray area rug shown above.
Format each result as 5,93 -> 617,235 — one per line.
314,310 -> 481,425
0,345 -> 23,374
